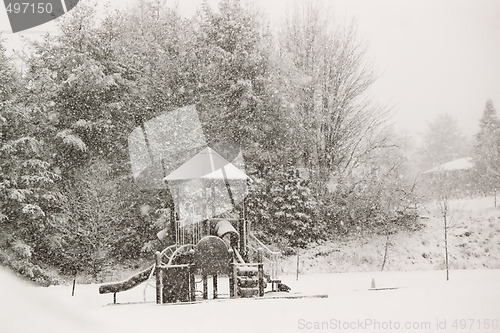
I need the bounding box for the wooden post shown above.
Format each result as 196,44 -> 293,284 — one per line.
202,275 -> 208,300
189,265 -> 195,302
71,276 -> 76,296
238,217 -> 248,262
211,185 -> 216,217
170,202 -> 176,244
175,188 -> 180,245
155,251 -> 163,304
213,274 -> 218,299
242,216 -> 248,262
233,263 -> 239,298
202,185 -> 208,235
229,249 -> 235,298
238,218 -> 243,254
257,248 -> 264,297
113,292 -> 116,304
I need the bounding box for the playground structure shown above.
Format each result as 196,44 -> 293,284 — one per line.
99,147 -> 284,304
99,215 -> 283,304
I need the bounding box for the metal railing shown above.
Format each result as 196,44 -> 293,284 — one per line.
248,234 -> 280,281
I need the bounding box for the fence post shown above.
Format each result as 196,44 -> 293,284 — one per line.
71,276 -> 76,296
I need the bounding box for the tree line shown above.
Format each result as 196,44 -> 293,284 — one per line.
416,99 -> 500,198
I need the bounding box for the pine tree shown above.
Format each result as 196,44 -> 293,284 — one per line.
418,113 -> 470,171
0,39 -> 17,102
474,99 -> 500,192
0,40 -> 64,285
16,4 -> 161,280
247,166 -> 322,248
194,0 -> 283,156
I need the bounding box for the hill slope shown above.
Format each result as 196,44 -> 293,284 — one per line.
280,196 -> 500,274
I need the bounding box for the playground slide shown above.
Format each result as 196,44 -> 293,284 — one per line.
99,265 -> 154,294
99,220 -> 244,295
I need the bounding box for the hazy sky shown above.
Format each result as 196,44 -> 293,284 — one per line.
1,0 -> 499,139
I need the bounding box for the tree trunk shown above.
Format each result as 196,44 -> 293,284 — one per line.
381,232 -> 390,271
443,201 -> 449,281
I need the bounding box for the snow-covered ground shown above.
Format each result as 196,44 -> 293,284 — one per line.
2,196 -> 498,333
281,196 -> 500,274
1,267 -> 499,333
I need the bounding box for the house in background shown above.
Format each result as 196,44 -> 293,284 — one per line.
421,157 -> 475,198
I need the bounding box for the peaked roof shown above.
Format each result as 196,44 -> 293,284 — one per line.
423,157 -> 474,174
164,147 -> 249,181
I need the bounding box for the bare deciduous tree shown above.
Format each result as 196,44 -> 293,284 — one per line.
276,1 -> 389,187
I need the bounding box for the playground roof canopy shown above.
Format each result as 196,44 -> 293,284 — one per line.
164,147 -> 249,182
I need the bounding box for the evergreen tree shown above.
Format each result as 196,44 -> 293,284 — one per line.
474,99 -> 500,192
0,0 -> 422,283
25,4 -> 131,172
0,40 -> 63,285
0,38 -> 17,102
247,166 -> 322,248
194,0 -> 286,159
417,113 -> 470,171
19,3 -> 166,279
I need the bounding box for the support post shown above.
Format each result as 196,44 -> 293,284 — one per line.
213,274 -> 218,299
238,217 -> 248,262
229,249 -> 235,298
211,185 -> 216,216
202,275 -> 208,300
169,196 -> 176,243
257,248 -> 264,297
155,251 -> 163,304
243,198 -> 248,254
242,217 -> 248,262
202,185 -> 208,235
174,188 -> 180,245
189,265 -> 195,302
233,263 -> 239,298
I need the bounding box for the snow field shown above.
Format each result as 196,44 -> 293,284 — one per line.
1,268 -> 499,333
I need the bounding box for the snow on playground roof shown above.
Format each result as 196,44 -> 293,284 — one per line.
164,147 -> 249,181
201,163 -> 250,181
423,157 -> 474,174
